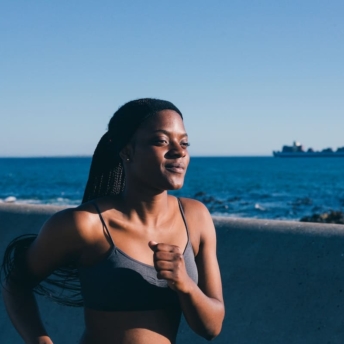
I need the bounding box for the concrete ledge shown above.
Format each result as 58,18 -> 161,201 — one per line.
1,204 -> 344,343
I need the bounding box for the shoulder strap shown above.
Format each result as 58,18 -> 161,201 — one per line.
177,197 -> 189,241
93,202 -> 115,247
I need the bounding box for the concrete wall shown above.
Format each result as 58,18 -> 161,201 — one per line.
1,203 -> 344,344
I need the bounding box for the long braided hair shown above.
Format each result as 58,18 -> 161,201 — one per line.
1,98 -> 183,307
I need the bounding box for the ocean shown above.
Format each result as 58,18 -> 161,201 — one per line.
1,157 -> 344,221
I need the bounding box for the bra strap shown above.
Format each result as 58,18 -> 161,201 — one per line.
93,202 -> 115,247
177,197 -> 190,242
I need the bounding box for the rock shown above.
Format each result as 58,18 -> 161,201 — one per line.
193,193 -> 229,212
228,196 -> 240,202
300,210 -> 344,224
203,196 -> 216,204
292,197 -> 313,206
194,191 -> 206,198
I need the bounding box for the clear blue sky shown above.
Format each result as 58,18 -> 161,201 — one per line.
1,0 -> 343,156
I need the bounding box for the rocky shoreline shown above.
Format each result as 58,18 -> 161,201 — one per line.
300,210 -> 344,225
3,192 -> 344,225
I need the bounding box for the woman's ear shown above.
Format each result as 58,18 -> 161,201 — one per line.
119,145 -> 132,162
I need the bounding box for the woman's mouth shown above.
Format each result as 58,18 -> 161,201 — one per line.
165,163 -> 185,174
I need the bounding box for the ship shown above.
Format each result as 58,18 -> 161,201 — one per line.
273,141 -> 344,157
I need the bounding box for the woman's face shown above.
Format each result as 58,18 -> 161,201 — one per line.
126,110 -> 190,192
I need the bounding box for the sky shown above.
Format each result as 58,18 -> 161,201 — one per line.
1,0 -> 343,157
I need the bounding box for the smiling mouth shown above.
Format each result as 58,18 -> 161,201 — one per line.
165,163 -> 185,173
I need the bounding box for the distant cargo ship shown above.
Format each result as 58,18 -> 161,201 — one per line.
273,141 -> 344,157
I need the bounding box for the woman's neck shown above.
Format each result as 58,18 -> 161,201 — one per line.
120,187 -> 172,228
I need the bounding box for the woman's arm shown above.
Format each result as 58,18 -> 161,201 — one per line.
177,200 -> 224,339
2,280 -> 53,344
149,199 -> 225,340
2,208 -> 88,344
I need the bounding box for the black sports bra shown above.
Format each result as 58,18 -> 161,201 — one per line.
78,198 -> 198,311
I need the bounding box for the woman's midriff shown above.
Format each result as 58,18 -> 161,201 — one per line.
80,307 -> 182,344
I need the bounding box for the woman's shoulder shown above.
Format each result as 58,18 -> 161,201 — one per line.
177,196 -> 211,219
40,201 -> 103,245
25,201 -> 107,270
177,197 -> 217,253
177,197 -> 214,235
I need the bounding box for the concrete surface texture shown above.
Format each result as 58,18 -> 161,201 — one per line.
1,203 -> 344,343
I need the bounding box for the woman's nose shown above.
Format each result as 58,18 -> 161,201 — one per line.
167,142 -> 186,158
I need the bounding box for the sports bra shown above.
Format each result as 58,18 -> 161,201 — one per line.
78,198 -> 198,311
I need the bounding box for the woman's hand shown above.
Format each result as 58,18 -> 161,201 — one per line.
148,241 -> 194,293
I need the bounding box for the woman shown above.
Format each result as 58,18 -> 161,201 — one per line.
2,98 -> 224,344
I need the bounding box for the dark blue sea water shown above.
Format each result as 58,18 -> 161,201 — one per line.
1,157 -> 344,221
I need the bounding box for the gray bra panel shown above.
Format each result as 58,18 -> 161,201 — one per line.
78,198 -> 198,311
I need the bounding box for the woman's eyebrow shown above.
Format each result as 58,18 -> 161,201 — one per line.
152,129 -> 188,137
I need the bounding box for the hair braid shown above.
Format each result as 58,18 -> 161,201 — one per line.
82,132 -> 124,203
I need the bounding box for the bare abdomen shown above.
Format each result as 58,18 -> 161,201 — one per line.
80,307 -> 181,344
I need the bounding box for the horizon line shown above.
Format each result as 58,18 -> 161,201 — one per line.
0,154 -> 272,159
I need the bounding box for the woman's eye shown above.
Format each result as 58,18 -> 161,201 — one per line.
181,142 -> 190,148
152,139 -> 190,147
154,139 -> 168,145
